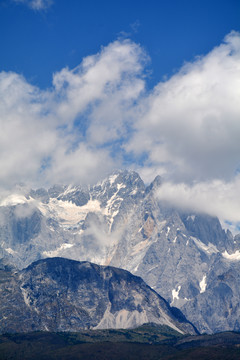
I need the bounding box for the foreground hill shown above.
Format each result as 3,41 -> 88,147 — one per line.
0,257 -> 196,335
0,324 -> 240,360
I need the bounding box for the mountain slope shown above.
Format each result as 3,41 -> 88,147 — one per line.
0,257 -> 197,335
1,170 -> 240,333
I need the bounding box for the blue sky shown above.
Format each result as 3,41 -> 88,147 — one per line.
1,0 -> 239,88
0,0 -> 240,229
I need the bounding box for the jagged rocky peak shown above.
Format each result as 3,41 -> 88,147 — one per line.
48,184 -> 66,199
180,213 -> 234,252
0,257 -> 197,335
29,169 -> 145,207
145,175 -> 162,194
29,187 -> 49,202
31,184 -> 90,207
1,169 -> 240,335
91,170 -> 146,202
58,187 -> 90,207
107,169 -> 145,188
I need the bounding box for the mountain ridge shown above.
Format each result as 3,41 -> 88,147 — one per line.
1,169 -> 240,333
0,257 -> 197,335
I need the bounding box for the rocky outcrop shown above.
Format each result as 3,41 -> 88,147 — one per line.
0,257 -> 197,335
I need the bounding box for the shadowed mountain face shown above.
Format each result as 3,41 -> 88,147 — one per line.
1,170 -> 240,333
0,257 -> 197,335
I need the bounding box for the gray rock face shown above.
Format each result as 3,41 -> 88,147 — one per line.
1,170 -> 240,334
181,214 -> 234,252
0,257 -> 196,335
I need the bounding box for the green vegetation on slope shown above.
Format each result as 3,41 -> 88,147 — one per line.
0,324 -> 240,360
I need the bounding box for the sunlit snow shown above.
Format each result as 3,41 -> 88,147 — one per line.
0,194 -> 28,206
42,243 -> 74,257
5,248 -> 16,255
171,285 -> 181,305
108,174 -> 118,185
222,250 -> 240,261
191,236 -> 218,255
39,198 -> 102,226
199,275 -> 207,293
166,226 -> 170,236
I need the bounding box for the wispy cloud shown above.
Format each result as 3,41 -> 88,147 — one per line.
156,177 -> 240,230
130,20 -> 141,34
13,0 -> 53,11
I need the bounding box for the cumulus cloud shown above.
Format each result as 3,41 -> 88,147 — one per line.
13,0 -> 53,11
52,40 -> 147,141
126,31 -> 240,183
0,71 -> 56,189
131,30 -> 240,229
0,40 -> 146,190
1,32 -> 240,228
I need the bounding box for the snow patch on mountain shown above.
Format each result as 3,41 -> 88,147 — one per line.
171,285 -> 181,306
5,248 -> 16,255
39,198 -> 102,227
42,243 -> 74,257
222,250 -> 240,261
104,191 -> 123,214
191,236 -> 218,255
108,174 -> 118,185
199,275 -> 207,293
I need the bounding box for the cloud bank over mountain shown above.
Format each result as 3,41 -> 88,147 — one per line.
156,176 -> 240,232
0,31 -> 240,225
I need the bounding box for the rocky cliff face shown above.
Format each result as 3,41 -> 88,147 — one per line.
0,257 -> 196,335
0,170 -> 240,333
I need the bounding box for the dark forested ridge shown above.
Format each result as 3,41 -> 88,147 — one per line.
0,325 -> 240,360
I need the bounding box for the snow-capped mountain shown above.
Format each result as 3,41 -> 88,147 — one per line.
0,257 -> 197,334
0,171 -> 145,268
1,170 -> 240,333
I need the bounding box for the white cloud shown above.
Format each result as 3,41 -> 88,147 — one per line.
156,177 -> 240,230
1,32 -> 240,228
127,31 -> 240,183
0,71 -> 57,189
43,143 -> 116,186
14,201 -> 38,219
13,0 -> 53,10
52,40 -> 147,143
0,40 -> 146,191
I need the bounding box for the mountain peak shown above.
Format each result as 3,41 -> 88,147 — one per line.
1,170 -> 240,334
145,175 -> 162,194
